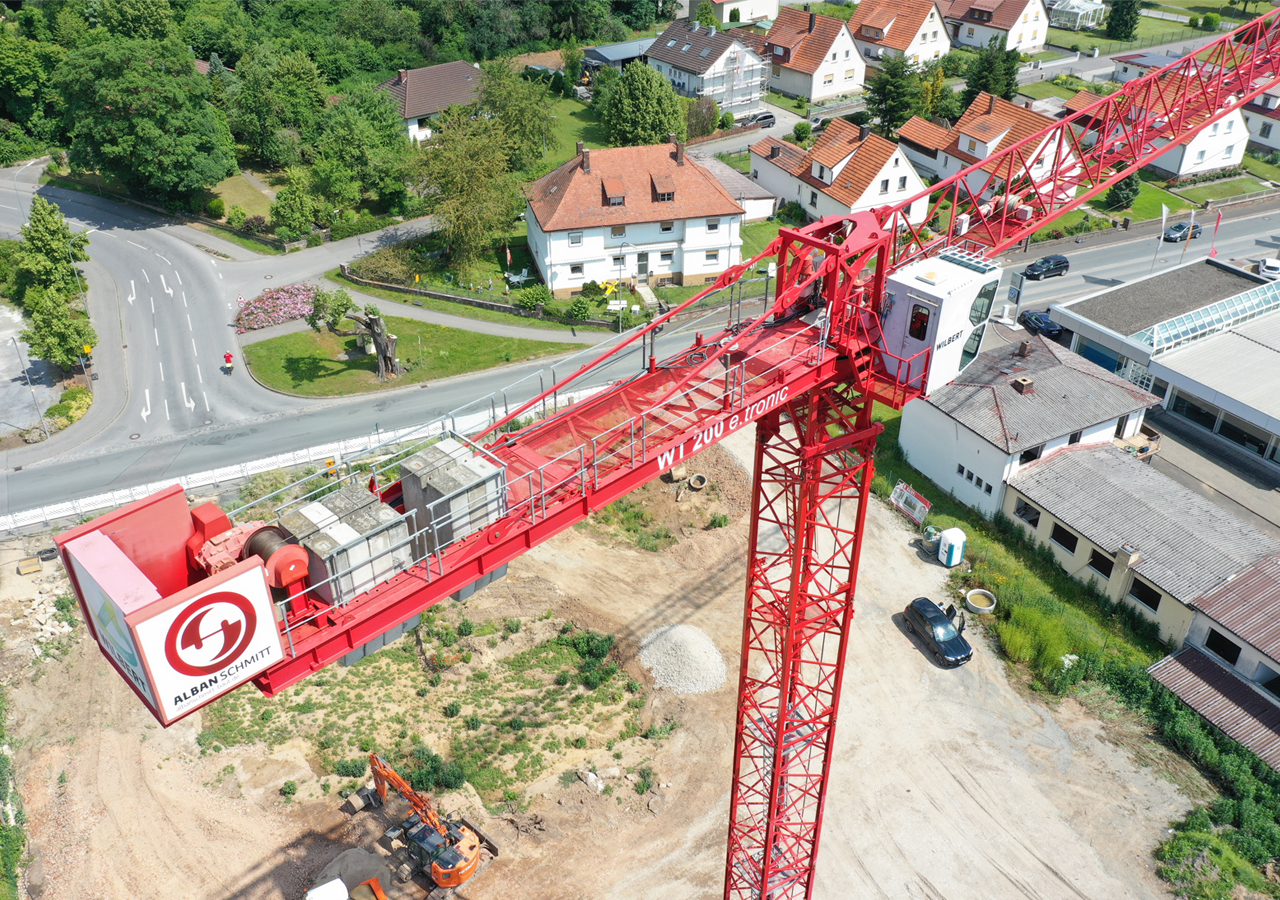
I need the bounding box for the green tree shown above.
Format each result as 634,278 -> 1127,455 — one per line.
551,0 -> 610,40
729,7 -> 741,23
0,31 -> 66,143
961,36 -> 1019,110
179,0 -> 254,67
314,84 -> 410,206
269,182 -> 317,234
1227,0 -> 1267,16
567,296 -> 592,322
304,289 -> 399,380
310,156 -> 363,211
695,1 -> 717,27
1105,2 -> 1140,41
479,58 -> 559,171
16,196 -> 91,301
1104,172 -> 1141,211
19,286 -> 98,372
686,97 -> 720,139
232,47 -> 329,166
598,62 -> 687,146
562,37 -> 585,87
415,108 -> 522,263
100,0 -> 176,40
865,54 -> 921,137
54,39 -> 236,201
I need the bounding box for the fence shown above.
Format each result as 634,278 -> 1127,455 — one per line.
1206,186 -> 1280,208
1047,28 -> 1218,57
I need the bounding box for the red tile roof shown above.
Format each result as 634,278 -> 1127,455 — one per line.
1246,101 -> 1280,123
377,61 -> 484,120
849,0 -> 941,53
1192,555 -> 1280,665
525,143 -> 743,232
1150,646 -> 1280,772
752,118 -> 901,209
899,92 -> 1058,174
727,27 -> 768,58
764,7 -> 853,76
944,0 -> 1033,32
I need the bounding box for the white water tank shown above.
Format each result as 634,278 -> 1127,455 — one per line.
938,528 -> 966,567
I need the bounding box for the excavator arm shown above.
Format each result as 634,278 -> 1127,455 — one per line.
369,753 -> 449,837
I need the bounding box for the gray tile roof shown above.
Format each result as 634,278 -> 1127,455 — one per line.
648,21 -> 745,75
922,335 -> 1158,454
377,61 -> 483,120
1063,260 -> 1260,336
693,156 -> 777,202
1009,444 -> 1280,601
1193,554 -> 1280,665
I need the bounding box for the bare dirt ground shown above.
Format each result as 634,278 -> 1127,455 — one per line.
2,429 -> 1201,900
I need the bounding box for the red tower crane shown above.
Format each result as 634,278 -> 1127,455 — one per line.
54,13 -> 1280,900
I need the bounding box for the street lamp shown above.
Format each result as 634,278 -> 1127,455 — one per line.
67,237 -> 87,301
11,336 -> 49,441
13,158 -> 36,224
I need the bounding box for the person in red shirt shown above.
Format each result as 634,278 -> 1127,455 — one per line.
224,351 -> 234,371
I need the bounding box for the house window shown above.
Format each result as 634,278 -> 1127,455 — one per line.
974,476 -> 984,489
568,232 -> 583,247
1014,498 -> 1040,527
1122,66 -> 1129,73
1050,523 -> 1079,555
956,464 -> 966,476
570,264 -> 584,276
985,484 -> 993,495
1224,144 -> 1235,157
657,191 -> 674,202
772,64 -> 781,77
1069,430 -> 1082,444
660,221 -> 673,234
967,26 -> 974,36
823,73 -> 834,85
810,190 -> 818,207
1128,578 -> 1161,611
660,251 -> 673,262
933,31 -> 938,40
752,169 -> 759,178
609,195 -> 625,206
417,117 -> 429,129
706,250 -> 719,263
831,52 -> 837,61
845,49 -> 850,58
879,178 -> 889,193
908,304 -> 930,340
1211,122 -> 1218,135
967,139 -> 977,152
612,255 -> 624,266
1019,444 -> 1043,465
1196,149 -> 1206,163
1088,550 -> 1114,580
893,157 -> 900,167
706,218 -> 720,232
1114,414 -> 1129,438
1205,628 -> 1242,667
845,69 -> 855,80
611,225 -> 626,237
898,176 -> 907,190
1263,123 -> 1274,139
966,470 -> 974,482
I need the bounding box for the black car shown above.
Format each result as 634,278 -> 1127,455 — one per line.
1018,310 -> 1063,338
1163,222 -> 1203,242
1024,255 -> 1069,280
903,598 -> 972,667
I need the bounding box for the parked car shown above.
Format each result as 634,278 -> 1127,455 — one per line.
902,597 -> 972,667
1023,255 -> 1069,280
1018,310 -> 1063,338
1163,222 -> 1203,242
1260,258 -> 1280,281
745,111 -> 776,129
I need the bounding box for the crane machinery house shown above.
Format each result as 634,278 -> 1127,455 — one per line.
646,19 -> 767,121
945,0 -> 1050,55
524,140 -> 745,298
749,119 -> 929,223
848,0 -> 949,64
755,5 -> 866,101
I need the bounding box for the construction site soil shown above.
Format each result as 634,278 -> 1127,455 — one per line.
1,431 -> 1204,900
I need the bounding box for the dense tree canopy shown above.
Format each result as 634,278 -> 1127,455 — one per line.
16,196 -> 90,301
597,62 -> 687,146
1105,3 -> 1141,41
866,55 -> 922,137
55,38 -> 236,200
961,36 -> 1020,111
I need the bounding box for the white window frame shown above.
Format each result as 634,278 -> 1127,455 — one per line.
568,232 -> 583,246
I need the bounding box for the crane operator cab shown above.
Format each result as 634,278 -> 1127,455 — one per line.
877,248 -> 1001,396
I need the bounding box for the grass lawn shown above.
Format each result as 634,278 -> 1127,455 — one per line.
1045,19 -> 1201,52
715,150 -> 751,174
243,315 -> 583,396
1032,208 -> 1088,238
1017,80 -> 1086,101
806,2 -> 856,20
327,269 -> 610,332
1094,181 -> 1191,219
1145,0 -> 1261,21
741,220 -> 783,260
1243,155 -> 1280,184
212,171 -> 272,219
525,97 -> 608,178
1176,176 -> 1268,204
189,221 -> 284,255
768,90 -> 807,112
1029,50 -> 1066,63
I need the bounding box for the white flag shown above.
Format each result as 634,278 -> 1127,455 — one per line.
1160,203 -> 1169,232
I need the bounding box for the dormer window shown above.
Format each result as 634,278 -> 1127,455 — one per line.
609,195 -> 625,206
604,176 -> 626,207
657,191 -> 674,202
681,42 -> 692,52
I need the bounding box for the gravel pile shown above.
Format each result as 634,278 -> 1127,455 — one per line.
639,624 -> 727,694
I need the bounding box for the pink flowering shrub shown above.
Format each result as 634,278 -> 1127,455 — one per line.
234,284 -> 317,333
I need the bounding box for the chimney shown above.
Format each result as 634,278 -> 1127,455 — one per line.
1016,340 -> 1033,358
858,123 -> 871,141
709,25 -> 717,36
770,144 -> 781,159
576,140 -> 585,156
398,69 -> 407,84
667,132 -> 676,145
1116,543 -> 1143,570
582,148 -> 591,173
1011,376 -> 1034,394
691,20 -> 700,31
988,94 -> 998,114
676,142 -> 685,166
809,11 -> 817,32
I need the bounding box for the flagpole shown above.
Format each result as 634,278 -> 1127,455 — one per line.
1151,203 -> 1169,273
1209,209 -> 1224,258
1178,207 -> 1196,264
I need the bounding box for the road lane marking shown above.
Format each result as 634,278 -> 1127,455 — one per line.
154,328 -> 159,346
191,338 -> 197,357
187,314 -> 192,331
181,382 -> 195,412
142,269 -> 150,283
141,389 -> 151,422
127,280 -> 135,305
203,392 -> 210,412
197,364 -> 203,383
158,362 -> 164,381
160,274 -> 173,296
156,254 -> 170,264
175,271 -> 182,285
211,260 -> 217,266
128,240 -> 146,249
182,291 -> 187,308
164,398 -> 170,420
218,272 -> 223,280
150,296 -> 154,313
0,205 -> 15,211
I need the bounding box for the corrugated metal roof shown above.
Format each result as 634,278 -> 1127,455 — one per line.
922,336 -> 1158,453
1193,555 -> 1280,663
1009,445 -> 1280,601
1149,646 -> 1280,772
583,38 -> 655,64
1154,312 -> 1280,423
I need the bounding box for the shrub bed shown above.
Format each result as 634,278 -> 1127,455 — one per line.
233,284 -> 317,333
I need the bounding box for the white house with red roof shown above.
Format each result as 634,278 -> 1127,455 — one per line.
945,0 -> 1050,54
376,61 -> 483,143
759,6 -> 865,101
897,92 -> 1075,199
748,119 -> 928,223
524,141 -> 745,299
848,0 -> 950,65
1244,82 -> 1280,153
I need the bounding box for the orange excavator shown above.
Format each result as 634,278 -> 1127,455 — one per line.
349,753 -> 499,899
